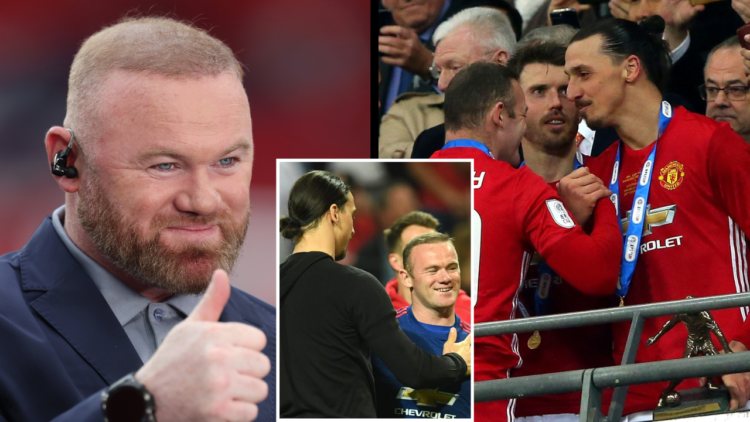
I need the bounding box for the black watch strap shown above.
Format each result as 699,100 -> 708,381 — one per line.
101,372 -> 157,422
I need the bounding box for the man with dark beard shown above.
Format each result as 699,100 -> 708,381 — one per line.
0,17 -> 274,422
569,17 -> 750,417
507,42 -> 617,422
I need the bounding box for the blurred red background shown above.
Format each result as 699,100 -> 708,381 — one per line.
0,0 -> 371,305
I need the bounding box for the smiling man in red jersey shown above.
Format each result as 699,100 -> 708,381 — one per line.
567,17 -> 750,418
431,61 -> 622,422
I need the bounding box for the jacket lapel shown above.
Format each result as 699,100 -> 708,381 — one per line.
21,217 -> 143,385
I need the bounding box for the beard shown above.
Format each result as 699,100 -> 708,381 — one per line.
583,114 -> 607,130
526,112 -> 579,152
334,232 -> 354,261
76,173 -> 249,295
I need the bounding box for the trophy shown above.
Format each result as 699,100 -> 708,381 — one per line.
646,296 -> 732,420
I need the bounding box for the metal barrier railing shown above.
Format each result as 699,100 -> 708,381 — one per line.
475,293 -> 750,422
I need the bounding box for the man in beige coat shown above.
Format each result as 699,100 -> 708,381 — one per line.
379,7 -> 516,158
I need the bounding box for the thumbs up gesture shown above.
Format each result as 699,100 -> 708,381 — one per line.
442,328 -> 472,376
135,270 -> 271,422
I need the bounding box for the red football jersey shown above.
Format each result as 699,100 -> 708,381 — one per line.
586,106 -> 750,415
513,178 -> 617,416
431,145 -> 621,421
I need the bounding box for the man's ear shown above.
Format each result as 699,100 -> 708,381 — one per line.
45,126 -> 81,193
622,54 -> 642,83
490,101 -> 506,128
399,268 -> 413,289
490,49 -> 509,66
328,204 -> 340,225
388,253 -> 401,272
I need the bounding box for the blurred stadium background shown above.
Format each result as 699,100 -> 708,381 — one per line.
279,161 -> 472,296
0,0 -> 370,305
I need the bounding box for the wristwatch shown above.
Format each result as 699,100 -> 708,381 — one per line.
101,373 -> 157,422
420,61 -> 441,85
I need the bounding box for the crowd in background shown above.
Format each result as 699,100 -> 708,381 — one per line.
377,0 -> 749,158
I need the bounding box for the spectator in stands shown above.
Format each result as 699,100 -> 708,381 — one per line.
704,37 -> 750,144
463,0 -> 524,40
398,7 -> 517,158
378,0 -> 467,115
373,233 -> 471,418
383,211 -> 472,322
608,0 -> 744,114
516,24 -> 577,50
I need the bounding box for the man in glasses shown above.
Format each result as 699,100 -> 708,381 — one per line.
704,37 -> 750,143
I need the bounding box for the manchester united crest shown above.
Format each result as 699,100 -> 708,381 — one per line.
658,161 -> 685,190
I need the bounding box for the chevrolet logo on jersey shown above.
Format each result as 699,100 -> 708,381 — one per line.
396,387 -> 458,407
620,204 -> 677,236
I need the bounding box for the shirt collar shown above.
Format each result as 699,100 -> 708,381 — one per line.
51,205 -> 202,325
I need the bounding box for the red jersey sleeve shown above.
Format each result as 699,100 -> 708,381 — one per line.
707,124 -> 750,346
515,168 -> 622,295
708,124 -> 750,236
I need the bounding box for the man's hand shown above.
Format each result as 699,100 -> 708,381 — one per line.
379,25 -> 433,79
741,44 -> 750,76
702,341 -> 750,410
608,0 -> 630,19
734,0 -> 750,23
660,0 -> 704,29
443,328 -> 472,375
661,0 -> 704,51
556,167 -> 612,226
547,0 -> 590,25
646,335 -> 658,346
135,270 -> 271,422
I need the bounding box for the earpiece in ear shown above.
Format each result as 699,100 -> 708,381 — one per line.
50,129 -> 78,179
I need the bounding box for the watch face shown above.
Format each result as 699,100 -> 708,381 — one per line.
429,64 -> 440,81
106,386 -> 147,422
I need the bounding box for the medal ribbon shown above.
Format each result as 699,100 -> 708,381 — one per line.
611,101 -> 673,300
442,139 -> 493,158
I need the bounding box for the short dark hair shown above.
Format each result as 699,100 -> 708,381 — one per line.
444,62 -> 519,132
403,232 -> 454,275
384,211 -> 441,254
570,16 -> 671,92
517,25 -> 578,50
280,170 -> 351,240
507,43 -> 567,76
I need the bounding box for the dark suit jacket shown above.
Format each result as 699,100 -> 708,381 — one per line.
0,216 -> 276,422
